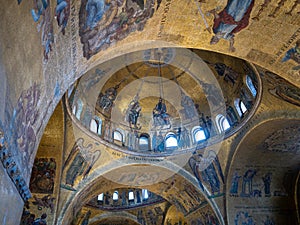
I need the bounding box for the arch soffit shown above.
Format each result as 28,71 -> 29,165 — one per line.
58,163 -> 224,225
225,119 -> 300,223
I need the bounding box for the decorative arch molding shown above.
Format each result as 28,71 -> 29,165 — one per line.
0,129 -> 31,202
224,106 -> 300,182
57,163 -> 224,225
226,119 -> 300,225
89,211 -> 141,225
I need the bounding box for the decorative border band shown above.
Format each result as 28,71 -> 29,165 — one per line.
0,129 -> 31,202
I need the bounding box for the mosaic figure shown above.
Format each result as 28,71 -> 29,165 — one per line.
265,71 -> 300,107
264,126 -> 300,154
200,81 -> 224,109
65,153 -> 87,186
181,94 -> 197,120
105,192 -> 111,205
136,190 -> 141,203
202,163 -> 221,195
82,106 -> 93,128
189,151 -> 224,195
19,0 -> 55,61
85,0 -> 111,29
206,116 -> 217,137
153,98 -> 170,126
214,62 -> 239,86
55,0 -> 70,34
230,171 -> 241,196
226,104 -> 239,126
29,158 -> 56,194
12,83 -> 41,164
282,39 -> 300,70
234,211 -> 255,225
241,169 -> 257,197
79,0 -> 159,59
199,113 -> 210,138
121,191 -> 127,205
104,120 -> 112,142
209,0 -> 255,52
97,87 -> 117,112
126,98 -> 142,131
152,132 -> 164,152
262,172 -> 272,197
31,0 -> 48,22
181,127 -> 191,148
62,138 -> 101,189
177,127 -> 191,149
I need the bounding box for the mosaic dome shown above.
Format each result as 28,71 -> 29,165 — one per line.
66,48 -> 261,155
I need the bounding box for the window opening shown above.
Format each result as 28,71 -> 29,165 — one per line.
128,191 -> 134,200
113,191 -> 118,201
97,193 -> 104,201
142,189 -> 149,200
246,75 -> 257,97
216,114 -> 230,132
192,126 -> 206,143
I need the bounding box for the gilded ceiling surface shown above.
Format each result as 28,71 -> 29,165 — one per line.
0,0 -> 300,225
71,0 -> 300,86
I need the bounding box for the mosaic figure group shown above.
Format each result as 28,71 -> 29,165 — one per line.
230,169 -> 273,198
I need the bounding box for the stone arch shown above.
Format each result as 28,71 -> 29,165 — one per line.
89,211 -> 141,225
57,163 -> 225,225
226,119 -> 300,225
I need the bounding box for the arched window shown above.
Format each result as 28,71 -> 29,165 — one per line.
90,119 -> 98,134
95,116 -> 102,135
234,99 -> 242,117
128,191 -> 134,201
90,116 -> 102,135
234,99 -> 247,117
142,189 -> 149,200
240,101 -> 247,114
192,126 -> 207,143
165,132 -> 178,148
246,75 -> 257,97
74,98 -> 83,120
139,133 -> 150,151
113,191 -> 118,201
72,104 -> 77,116
216,114 -> 230,132
113,129 -> 124,145
97,193 -> 104,201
